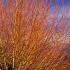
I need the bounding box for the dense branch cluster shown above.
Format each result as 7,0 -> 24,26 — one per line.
0,0 -> 70,70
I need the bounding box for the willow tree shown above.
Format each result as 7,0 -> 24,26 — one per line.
0,0 -> 70,70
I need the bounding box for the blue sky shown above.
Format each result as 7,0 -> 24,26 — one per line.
57,0 -> 70,6
1,0 -> 70,7
64,0 -> 70,6
1,0 -> 70,17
